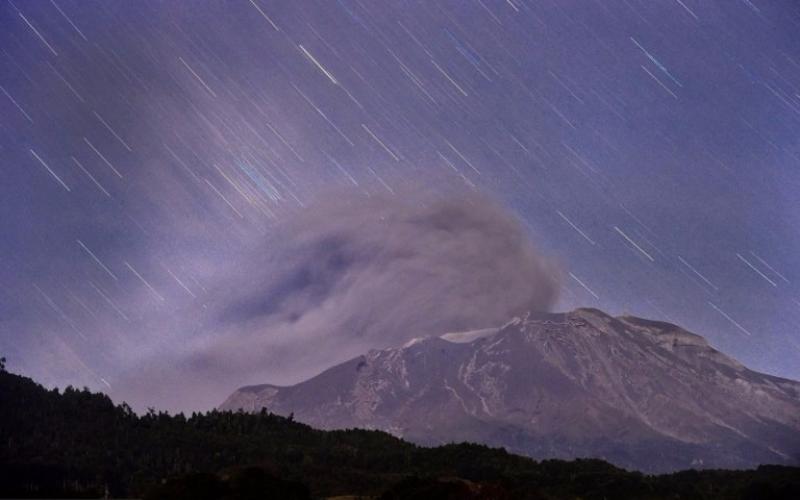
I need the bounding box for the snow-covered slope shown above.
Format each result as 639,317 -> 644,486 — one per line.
220,308 -> 800,472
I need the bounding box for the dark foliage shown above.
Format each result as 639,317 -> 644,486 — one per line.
1,367 -> 799,499
143,467 -> 310,500
379,476 -> 512,500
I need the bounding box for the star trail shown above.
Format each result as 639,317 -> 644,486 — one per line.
1,0 -> 799,411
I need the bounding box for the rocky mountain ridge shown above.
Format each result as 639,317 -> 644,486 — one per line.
221,308 -> 800,472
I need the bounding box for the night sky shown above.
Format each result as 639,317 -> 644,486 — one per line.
2,0 -> 799,412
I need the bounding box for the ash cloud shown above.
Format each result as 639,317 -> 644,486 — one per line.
156,189 -> 560,409
223,191 -> 558,341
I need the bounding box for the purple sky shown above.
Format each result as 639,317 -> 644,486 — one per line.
1,0 -> 799,411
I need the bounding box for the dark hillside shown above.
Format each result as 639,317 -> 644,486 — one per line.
1,366 -> 798,499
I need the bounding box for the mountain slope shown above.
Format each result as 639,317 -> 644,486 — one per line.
221,308 -> 800,472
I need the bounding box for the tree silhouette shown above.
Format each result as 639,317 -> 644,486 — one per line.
1,365 -> 799,499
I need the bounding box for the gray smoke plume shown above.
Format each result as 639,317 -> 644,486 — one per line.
117,189 -> 560,411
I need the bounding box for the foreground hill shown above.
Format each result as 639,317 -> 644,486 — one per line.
2,363 -> 799,498
222,308 -> 800,472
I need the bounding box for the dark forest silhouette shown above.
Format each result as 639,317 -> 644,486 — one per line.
1,362 -> 798,499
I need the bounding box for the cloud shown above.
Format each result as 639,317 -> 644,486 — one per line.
136,188 -> 559,408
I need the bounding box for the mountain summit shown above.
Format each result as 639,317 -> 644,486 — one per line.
220,308 -> 800,472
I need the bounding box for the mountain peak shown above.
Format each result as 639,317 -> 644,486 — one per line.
221,309 -> 800,472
